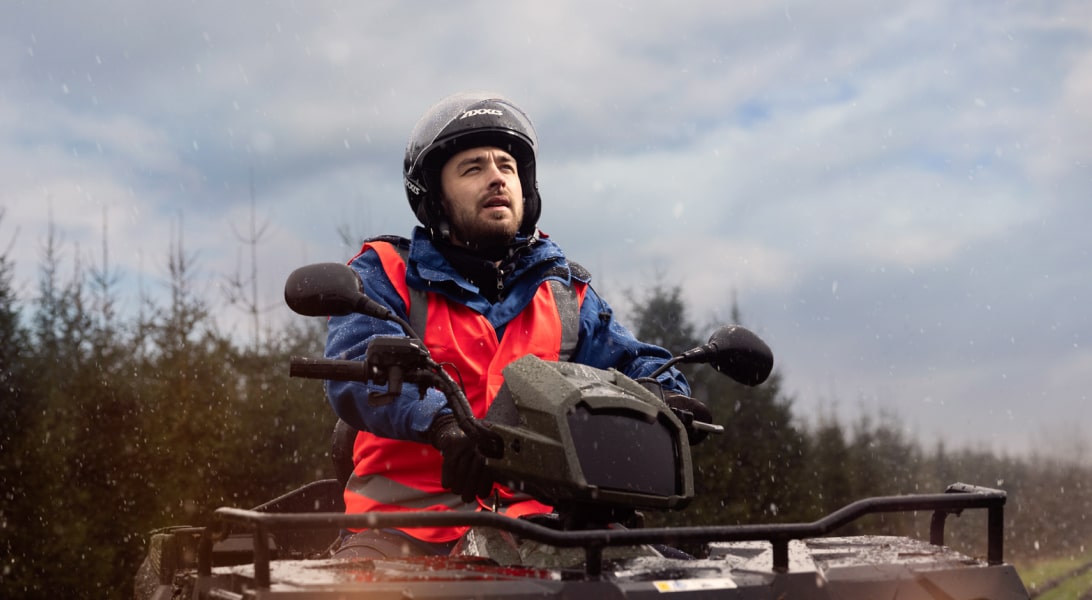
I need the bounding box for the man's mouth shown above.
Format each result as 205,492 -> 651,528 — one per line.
483,196 -> 510,209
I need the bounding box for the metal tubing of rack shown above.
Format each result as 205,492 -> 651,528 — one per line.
214,485 -> 1006,586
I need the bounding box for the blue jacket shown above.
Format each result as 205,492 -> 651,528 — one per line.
325,227 -> 690,443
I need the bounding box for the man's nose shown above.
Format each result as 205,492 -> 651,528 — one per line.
486,162 -> 507,187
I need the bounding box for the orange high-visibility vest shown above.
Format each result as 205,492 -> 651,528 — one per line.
344,240 -> 587,543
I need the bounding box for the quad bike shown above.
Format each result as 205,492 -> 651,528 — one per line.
134,262 -> 1031,599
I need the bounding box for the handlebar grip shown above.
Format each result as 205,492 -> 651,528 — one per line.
289,356 -> 371,382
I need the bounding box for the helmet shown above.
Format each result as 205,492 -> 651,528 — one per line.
404,92 -> 541,238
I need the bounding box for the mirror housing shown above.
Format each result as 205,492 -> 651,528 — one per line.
284,262 -> 398,323
704,325 -> 774,386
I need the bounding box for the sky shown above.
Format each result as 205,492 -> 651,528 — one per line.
3,1 -> 1090,459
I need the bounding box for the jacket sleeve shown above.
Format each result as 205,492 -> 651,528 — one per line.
324,249 -> 447,443
568,285 -> 692,396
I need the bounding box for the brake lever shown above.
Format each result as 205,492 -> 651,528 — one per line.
366,366 -> 403,406
692,421 -> 725,435
669,407 -> 725,435
364,338 -> 431,406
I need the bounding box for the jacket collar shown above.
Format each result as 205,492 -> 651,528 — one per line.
405,227 -> 569,304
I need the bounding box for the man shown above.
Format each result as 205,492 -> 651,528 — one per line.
325,92 -> 707,559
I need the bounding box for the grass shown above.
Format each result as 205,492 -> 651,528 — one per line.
1014,546 -> 1092,599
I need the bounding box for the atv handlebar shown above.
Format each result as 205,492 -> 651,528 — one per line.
289,337 -> 504,456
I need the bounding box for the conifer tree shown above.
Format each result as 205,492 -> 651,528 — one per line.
0,211 -> 37,595
625,283 -> 808,527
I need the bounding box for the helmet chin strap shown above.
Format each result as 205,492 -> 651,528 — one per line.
435,221 -> 452,242
424,195 -> 454,242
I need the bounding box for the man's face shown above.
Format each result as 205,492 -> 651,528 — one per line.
439,146 -> 524,248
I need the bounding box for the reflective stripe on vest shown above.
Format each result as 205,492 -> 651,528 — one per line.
344,240 -> 586,542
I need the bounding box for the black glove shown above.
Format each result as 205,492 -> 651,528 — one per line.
636,378 -> 713,445
427,414 -> 494,502
664,392 -> 713,445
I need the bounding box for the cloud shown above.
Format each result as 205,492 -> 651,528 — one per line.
2,0 -> 1090,457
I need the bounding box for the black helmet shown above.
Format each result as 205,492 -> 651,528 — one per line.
404,92 -> 541,238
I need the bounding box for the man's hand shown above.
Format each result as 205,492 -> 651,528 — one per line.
427,414 -> 494,502
636,378 -> 713,445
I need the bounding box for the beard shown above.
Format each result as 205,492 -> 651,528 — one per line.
444,198 -> 524,253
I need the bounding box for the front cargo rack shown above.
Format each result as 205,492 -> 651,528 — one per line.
201,482 -> 1007,589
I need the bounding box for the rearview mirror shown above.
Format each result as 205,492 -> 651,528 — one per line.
284,262 -> 369,317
